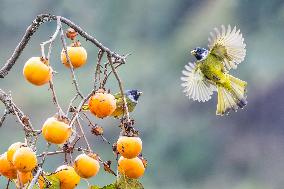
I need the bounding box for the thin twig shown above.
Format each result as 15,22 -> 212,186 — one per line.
94,50 -> 104,89
37,150 -> 65,157
39,143 -> 51,166
76,117 -> 91,151
101,62 -> 124,87
0,110 -> 9,127
69,90 -> 94,128
59,18 -> 84,98
48,77 -> 64,117
107,54 -> 130,122
0,89 -> 41,145
40,16 -> 61,60
28,167 -> 42,189
66,94 -> 79,116
6,179 -> 11,189
79,113 -> 110,144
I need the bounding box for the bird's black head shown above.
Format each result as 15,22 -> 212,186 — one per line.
125,90 -> 142,103
191,47 -> 209,60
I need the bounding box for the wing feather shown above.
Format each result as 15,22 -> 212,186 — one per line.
208,25 -> 246,70
181,62 -> 216,102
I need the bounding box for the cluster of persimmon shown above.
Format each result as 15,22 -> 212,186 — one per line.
0,116 -> 101,188
23,29 -> 87,86
1,28 -> 146,188
117,136 -> 145,179
0,143 -> 37,187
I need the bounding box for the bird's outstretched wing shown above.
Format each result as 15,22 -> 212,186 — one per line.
181,62 -> 216,102
208,25 -> 246,70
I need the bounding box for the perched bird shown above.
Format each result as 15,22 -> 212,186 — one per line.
111,89 -> 142,117
181,25 -> 247,115
82,90 -> 142,117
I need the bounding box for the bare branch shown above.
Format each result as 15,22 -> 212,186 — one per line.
0,14 -> 125,78
28,167 -> 42,189
0,89 -> 36,132
0,15 -> 54,78
107,54 -> 130,122
79,113 -> 110,144
66,94 -> 80,116
40,16 -> 61,60
94,50 -> 104,89
101,62 -> 124,87
48,78 -> 64,117
0,110 -> 9,127
37,150 -> 64,157
69,90 -> 94,128
76,117 -> 91,151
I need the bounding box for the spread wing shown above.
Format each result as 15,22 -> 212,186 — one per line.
181,62 -> 216,102
208,25 -> 246,70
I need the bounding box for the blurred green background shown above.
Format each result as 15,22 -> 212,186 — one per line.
1,0 -> 284,188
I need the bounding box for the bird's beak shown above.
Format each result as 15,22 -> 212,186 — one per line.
191,50 -> 196,56
138,91 -> 143,96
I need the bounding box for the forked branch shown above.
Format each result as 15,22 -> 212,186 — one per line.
0,14 -> 126,78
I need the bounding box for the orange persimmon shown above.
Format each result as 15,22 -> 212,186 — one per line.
23,57 -> 52,86
117,136 -> 142,159
118,156 -> 145,179
88,92 -> 116,118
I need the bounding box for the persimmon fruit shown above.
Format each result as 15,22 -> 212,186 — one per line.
118,156 -> 145,179
42,117 -> 71,144
7,142 -> 26,163
61,42 -> 87,68
55,165 -> 80,189
16,171 -> 32,186
0,152 -> 17,179
12,147 -> 37,172
74,154 -> 100,179
23,57 -> 52,86
117,136 -> 142,159
88,92 -> 117,118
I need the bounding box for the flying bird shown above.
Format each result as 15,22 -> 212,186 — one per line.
181,25 -> 247,115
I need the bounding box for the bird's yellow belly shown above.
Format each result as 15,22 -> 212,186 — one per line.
200,63 -> 231,90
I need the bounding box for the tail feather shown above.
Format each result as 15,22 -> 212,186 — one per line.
216,75 -> 247,115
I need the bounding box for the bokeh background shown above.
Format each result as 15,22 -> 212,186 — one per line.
1,0 -> 284,188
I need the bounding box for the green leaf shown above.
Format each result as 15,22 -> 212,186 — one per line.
45,174 -> 60,189
90,186 -> 100,189
90,175 -> 144,189
32,174 -> 60,189
116,175 -> 144,189
32,184 -> 40,189
90,184 -> 116,189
